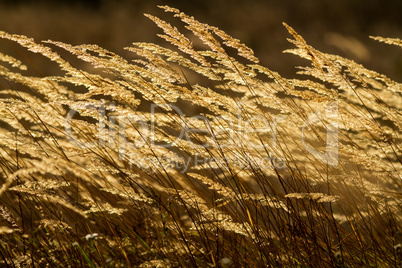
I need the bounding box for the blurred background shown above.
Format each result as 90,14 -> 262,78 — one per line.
0,0 -> 401,80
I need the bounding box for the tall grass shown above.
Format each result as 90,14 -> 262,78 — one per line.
0,5 -> 401,267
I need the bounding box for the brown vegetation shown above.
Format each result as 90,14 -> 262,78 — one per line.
0,5 -> 401,267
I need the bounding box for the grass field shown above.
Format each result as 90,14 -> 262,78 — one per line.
0,4 -> 401,267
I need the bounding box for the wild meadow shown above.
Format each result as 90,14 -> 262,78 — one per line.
0,5 -> 401,267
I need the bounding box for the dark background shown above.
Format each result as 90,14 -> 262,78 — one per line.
1,0 -> 401,80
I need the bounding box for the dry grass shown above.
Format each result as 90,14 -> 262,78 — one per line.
0,5 -> 401,267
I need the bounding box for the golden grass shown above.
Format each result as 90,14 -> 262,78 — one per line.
0,5 -> 401,267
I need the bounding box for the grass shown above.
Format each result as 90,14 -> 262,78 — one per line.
0,5 -> 401,267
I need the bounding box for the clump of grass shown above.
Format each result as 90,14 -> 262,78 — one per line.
0,5 -> 400,267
